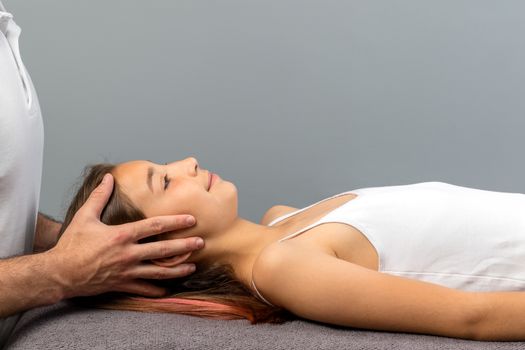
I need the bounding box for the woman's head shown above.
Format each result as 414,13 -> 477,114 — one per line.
111,157 -> 238,238
61,163 -> 146,232
60,158 -> 291,323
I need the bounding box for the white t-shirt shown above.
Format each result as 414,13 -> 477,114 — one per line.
0,1 -> 44,347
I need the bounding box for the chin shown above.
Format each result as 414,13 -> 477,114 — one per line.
223,181 -> 238,197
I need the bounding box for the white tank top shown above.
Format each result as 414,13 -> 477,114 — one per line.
252,182 -> 525,306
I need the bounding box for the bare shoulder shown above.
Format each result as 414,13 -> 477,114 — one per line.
252,243 -> 480,340
251,242 -> 326,307
259,205 -> 299,225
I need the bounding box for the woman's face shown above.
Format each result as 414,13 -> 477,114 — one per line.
112,157 -> 238,235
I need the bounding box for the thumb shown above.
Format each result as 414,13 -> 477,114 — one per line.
82,173 -> 115,219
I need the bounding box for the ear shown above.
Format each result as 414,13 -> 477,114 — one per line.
150,252 -> 192,267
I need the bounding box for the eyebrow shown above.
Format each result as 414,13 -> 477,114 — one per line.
147,166 -> 154,193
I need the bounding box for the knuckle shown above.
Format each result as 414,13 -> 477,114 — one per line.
158,242 -> 171,257
117,270 -> 130,280
152,269 -> 169,279
70,209 -> 88,225
118,251 -> 137,265
89,186 -> 106,199
149,218 -> 164,233
111,229 -> 130,244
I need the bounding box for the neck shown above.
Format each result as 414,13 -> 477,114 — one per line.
186,217 -> 287,286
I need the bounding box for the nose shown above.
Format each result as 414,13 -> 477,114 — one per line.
185,156 -> 198,166
185,156 -> 199,175
164,157 -> 199,176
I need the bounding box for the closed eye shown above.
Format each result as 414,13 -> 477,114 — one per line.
163,174 -> 171,190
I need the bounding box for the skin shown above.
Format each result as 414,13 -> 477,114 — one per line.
0,173 -> 204,318
0,160 -> 496,340
113,157 -> 299,286
113,158 -> 489,341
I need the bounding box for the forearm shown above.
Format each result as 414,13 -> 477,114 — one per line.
472,291 -> 525,341
34,212 -> 62,253
0,251 -> 64,318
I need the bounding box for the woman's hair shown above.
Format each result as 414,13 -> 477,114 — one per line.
58,164 -> 292,324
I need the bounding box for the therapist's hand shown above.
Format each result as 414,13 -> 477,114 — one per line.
46,173 -> 204,299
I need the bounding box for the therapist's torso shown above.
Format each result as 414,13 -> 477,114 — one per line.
0,0 -> 44,347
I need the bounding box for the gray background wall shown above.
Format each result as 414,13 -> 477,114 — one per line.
4,0 -> 525,222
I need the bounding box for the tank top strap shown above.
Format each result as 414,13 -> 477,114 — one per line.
267,190 -> 360,227
251,280 -> 276,307
255,188 -> 365,307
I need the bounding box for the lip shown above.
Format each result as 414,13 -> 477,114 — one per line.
207,172 -> 212,191
208,172 -> 221,190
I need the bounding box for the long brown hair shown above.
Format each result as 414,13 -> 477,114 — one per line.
60,164 -> 292,323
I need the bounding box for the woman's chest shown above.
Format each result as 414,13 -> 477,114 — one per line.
271,194 -> 379,271
292,223 -> 380,271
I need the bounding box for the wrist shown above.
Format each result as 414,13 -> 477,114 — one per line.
39,249 -> 71,302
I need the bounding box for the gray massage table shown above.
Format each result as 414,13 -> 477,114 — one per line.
5,301 -> 525,349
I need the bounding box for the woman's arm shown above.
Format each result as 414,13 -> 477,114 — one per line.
252,244 -> 486,340
471,292 -> 525,341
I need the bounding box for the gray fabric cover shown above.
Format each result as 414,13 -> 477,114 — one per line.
5,301 -> 525,349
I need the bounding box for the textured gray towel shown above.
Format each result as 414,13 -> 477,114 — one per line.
5,301 -> 525,349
